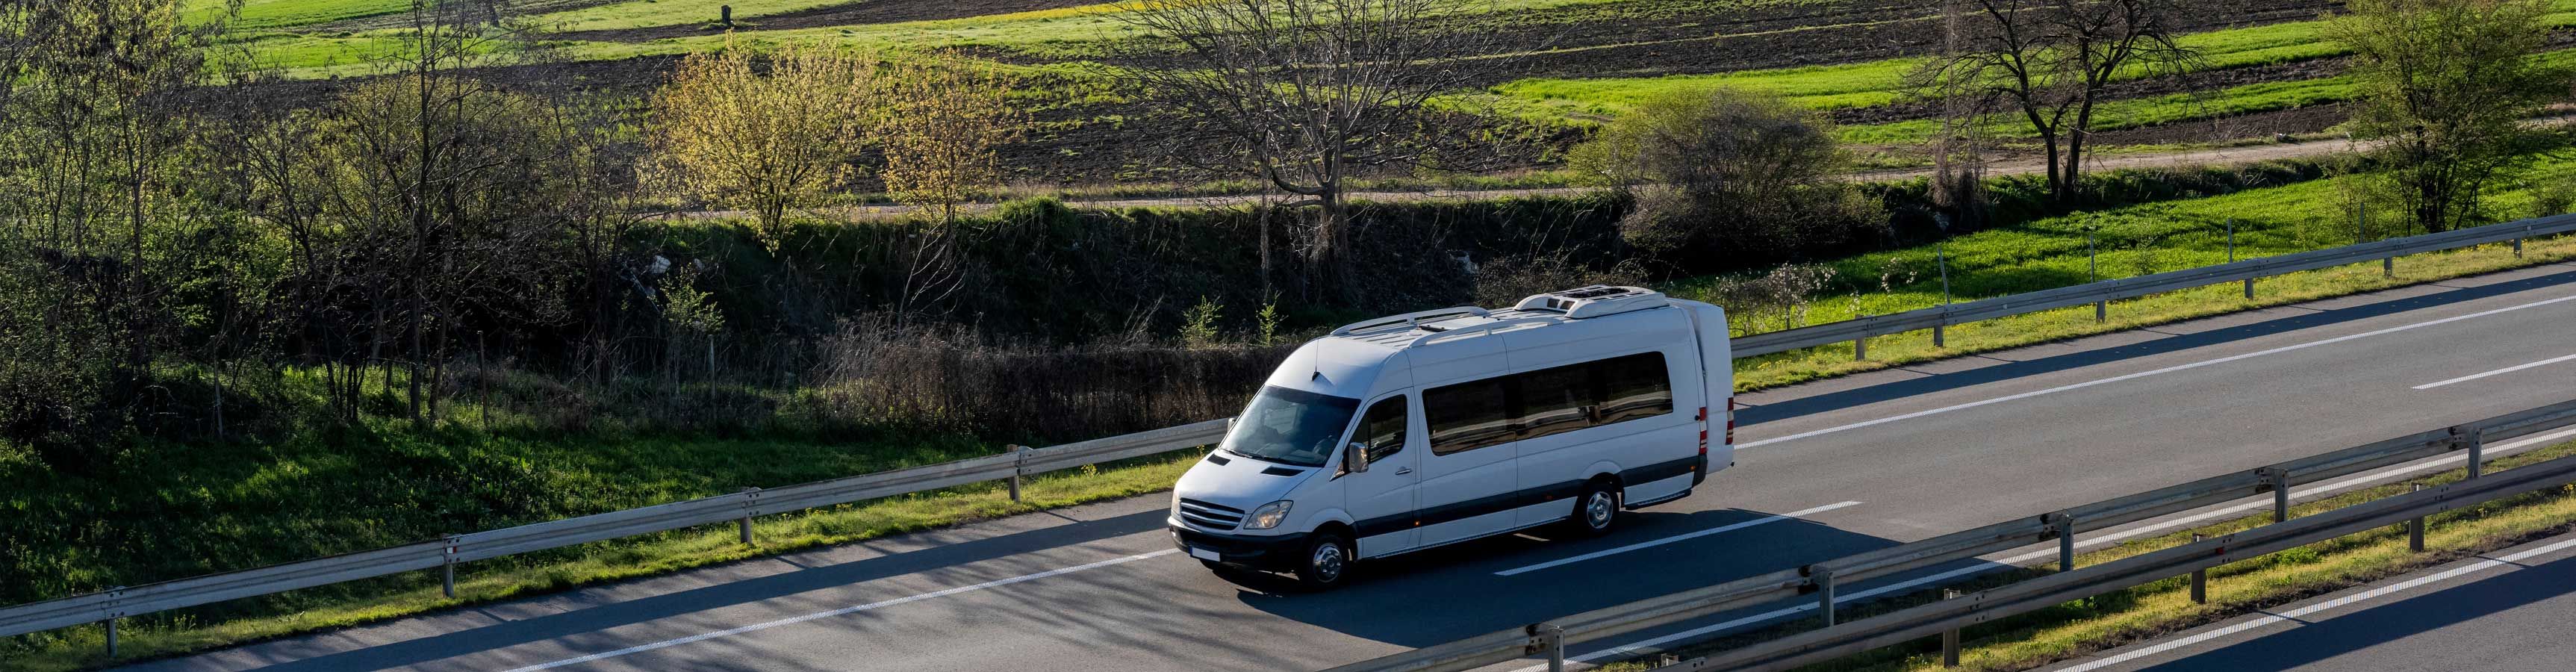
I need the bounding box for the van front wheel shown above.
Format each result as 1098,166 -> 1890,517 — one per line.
1295,532 -> 1354,590
1572,482 -> 1621,536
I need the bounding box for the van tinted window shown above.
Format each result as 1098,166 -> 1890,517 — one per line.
1596,352 -> 1675,424
1516,363 -> 1593,441
1422,351 -> 1676,456
1425,379 -> 1513,455
1355,396 -> 1408,464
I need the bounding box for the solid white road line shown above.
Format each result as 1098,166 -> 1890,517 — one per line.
2413,352 -> 2576,390
1527,425 -> 2576,671
1738,293 -> 2576,449
499,549 -> 1179,672
2053,534 -> 2576,672
1495,501 -> 1863,576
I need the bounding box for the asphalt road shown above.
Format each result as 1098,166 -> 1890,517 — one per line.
127,261 -> 2576,672
2041,530 -> 2576,672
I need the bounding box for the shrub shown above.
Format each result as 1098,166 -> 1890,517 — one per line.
1568,86 -> 1887,273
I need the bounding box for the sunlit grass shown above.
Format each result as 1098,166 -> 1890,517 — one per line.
1770,441 -> 2576,672
1700,155 -> 2576,391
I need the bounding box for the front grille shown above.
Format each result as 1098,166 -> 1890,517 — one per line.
1177,497 -> 1245,529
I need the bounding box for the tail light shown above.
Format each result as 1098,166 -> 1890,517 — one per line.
1726,397 -> 1737,446
1696,407 -> 1709,455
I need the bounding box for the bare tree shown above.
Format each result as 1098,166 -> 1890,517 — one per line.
1108,0 -> 1512,298
1913,0 -> 2200,203
880,49 -> 1026,226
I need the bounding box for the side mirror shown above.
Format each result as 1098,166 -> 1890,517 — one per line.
1344,442 -> 1370,473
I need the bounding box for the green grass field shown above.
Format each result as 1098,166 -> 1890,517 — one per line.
1694,155 -> 2576,391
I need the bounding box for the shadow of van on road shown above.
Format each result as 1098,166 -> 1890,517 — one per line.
1228,507 -> 1903,649
1741,269 -> 2576,428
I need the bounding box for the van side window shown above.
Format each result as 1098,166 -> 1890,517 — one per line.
1355,396 -> 1408,463
1597,352 -> 1674,425
1425,379 -> 1513,455
1516,363 -> 1593,441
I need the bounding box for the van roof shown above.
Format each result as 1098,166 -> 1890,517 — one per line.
1325,286 -> 1676,352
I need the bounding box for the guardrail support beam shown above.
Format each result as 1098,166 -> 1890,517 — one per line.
738,487 -> 760,545
1933,324 -> 1945,349
1941,589 -> 1961,667
1007,444 -> 1027,502
2189,534 -> 2207,604
2053,512 -> 2076,572
1540,623 -> 1566,672
105,617 -> 116,659
441,535 -> 459,598
2409,483 -> 2427,552
2468,432 -> 2486,479
2262,467 -> 2291,523
1814,565 -> 1837,626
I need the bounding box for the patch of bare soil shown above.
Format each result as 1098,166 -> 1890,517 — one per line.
554,0 -> 1110,43
2088,102 -> 2351,146
1830,57 -> 2351,126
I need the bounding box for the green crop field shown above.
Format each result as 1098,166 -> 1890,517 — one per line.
190,0 -> 2575,186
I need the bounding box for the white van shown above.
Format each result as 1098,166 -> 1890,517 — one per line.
1169,285 -> 1735,588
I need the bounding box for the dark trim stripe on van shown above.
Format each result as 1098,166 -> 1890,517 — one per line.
1349,455 -> 1701,538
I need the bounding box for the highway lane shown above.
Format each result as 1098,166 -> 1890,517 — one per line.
126,261 -> 2576,672
2042,531 -> 2576,672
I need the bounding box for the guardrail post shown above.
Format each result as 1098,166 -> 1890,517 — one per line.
1851,313 -> 1869,361
2230,220 -> 2253,299
1813,564 -> 1837,626
1941,588 -> 1961,667
442,535 -> 460,598
1933,324 -> 1945,349
2089,231 -> 2105,323
2188,535 -> 2207,604
1539,623 -> 1566,672
739,487 -> 760,545
2467,431 -> 2486,479
2052,512 -> 2076,572
2383,256 -> 2393,279
1007,444 -> 1027,502
2409,483 -> 2426,552
2262,467 -> 2291,523
102,586 -> 123,659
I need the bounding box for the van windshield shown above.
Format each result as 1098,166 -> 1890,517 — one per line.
1220,386 -> 1361,468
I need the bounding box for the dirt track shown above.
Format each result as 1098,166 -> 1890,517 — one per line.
683,135 -> 2373,222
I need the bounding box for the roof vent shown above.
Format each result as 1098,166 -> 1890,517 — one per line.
1514,285 -> 1670,319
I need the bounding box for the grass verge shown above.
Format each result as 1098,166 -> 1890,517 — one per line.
1694,152 -> 2576,391
1602,438 -> 2576,672
0,447 -> 1202,672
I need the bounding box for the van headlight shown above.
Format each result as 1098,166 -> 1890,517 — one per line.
1244,500 -> 1292,529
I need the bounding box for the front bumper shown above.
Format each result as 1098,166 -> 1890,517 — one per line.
1172,525 -> 1310,570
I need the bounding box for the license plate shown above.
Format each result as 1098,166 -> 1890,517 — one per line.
1189,547 -> 1221,561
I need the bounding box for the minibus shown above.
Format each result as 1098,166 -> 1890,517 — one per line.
1169,285 -> 1734,588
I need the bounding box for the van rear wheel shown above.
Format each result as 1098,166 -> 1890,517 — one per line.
1295,532 -> 1354,590
1572,482 -> 1621,537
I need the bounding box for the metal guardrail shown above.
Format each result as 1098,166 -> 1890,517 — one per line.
1732,214 -> 2576,358
6,215 -> 2569,654
0,419 -> 1231,645
1325,399 -> 2576,672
